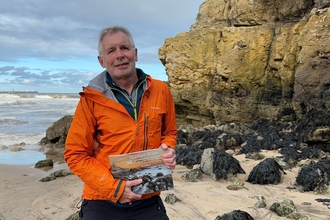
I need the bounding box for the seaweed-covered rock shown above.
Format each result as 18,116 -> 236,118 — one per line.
286,212 -> 311,220
215,209 -> 254,220
175,144 -> 204,168
177,129 -> 195,145
201,148 -> 245,180
215,133 -> 242,151
34,159 -> 54,168
245,152 -> 265,160
247,158 -> 286,185
293,110 -> 330,153
300,147 -> 327,160
181,167 -> 203,182
219,122 -> 250,135
269,199 -> 297,217
315,198 -> 330,207
226,177 -> 248,191
39,169 -> 73,182
164,193 -> 181,204
278,146 -> 301,162
296,159 -> 330,192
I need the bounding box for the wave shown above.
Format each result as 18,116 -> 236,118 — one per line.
0,131 -> 45,146
0,117 -> 28,126
35,93 -> 80,99
0,93 -> 80,101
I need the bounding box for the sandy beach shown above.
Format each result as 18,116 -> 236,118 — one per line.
1,151 -> 330,220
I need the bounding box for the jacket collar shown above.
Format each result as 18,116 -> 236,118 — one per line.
105,68 -> 147,89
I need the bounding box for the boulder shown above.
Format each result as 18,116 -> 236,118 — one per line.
45,115 -> 73,143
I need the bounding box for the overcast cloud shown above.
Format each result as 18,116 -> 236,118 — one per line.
0,0 -> 204,93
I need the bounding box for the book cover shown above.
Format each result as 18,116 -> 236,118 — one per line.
109,148 -> 174,195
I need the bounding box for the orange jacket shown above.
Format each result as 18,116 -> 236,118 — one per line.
64,71 -> 177,203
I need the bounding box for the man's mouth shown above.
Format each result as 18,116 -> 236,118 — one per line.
116,63 -> 128,67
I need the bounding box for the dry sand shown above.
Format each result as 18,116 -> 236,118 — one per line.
1,150 -> 330,220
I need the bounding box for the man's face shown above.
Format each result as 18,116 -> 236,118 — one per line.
98,32 -> 138,80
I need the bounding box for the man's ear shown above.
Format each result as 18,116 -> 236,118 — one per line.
98,56 -> 105,68
135,48 -> 138,62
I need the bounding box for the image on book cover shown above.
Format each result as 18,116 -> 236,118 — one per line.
109,148 -> 174,195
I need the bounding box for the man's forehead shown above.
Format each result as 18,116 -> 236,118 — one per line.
103,33 -> 131,46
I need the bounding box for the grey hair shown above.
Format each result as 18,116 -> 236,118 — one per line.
98,26 -> 135,55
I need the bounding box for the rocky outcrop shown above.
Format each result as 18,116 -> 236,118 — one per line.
45,115 -> 73,142
159,0 -> 330,127
39,114 -> 73,151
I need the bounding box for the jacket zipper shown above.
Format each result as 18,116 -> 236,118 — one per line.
144,112 -> 148,150
107,79 -> 148,152
114,179 -> 123,198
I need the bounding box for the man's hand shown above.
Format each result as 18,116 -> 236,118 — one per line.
160,144 -> 176,169
118,179 -> 142,205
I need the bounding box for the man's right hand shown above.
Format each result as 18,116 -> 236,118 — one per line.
118,179 -> 142,204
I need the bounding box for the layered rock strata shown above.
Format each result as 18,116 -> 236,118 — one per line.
159,0 -> 330,126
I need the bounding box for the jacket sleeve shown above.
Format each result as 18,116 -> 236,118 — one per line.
161,84 -> 178,149
64,96 -> 125,202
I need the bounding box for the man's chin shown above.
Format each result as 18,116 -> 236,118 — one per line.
111,69 -> 136,79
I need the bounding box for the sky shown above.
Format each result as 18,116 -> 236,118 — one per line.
0,0 -> 205,93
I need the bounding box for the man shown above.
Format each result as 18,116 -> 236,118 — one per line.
64,26 -> 177,220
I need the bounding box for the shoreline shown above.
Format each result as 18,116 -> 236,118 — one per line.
1,152 -> 330,219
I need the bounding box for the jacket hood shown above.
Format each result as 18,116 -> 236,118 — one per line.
81,68 -> 149,102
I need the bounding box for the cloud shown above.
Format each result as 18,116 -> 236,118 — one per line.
0,66 -> 96,90
0,0 -> 204,92
0,66 -> 15,72
1,0 -> 202,60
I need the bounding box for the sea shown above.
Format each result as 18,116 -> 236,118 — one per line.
0,92 -> 80,165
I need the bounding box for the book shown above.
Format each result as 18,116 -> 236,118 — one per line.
109,148 -> 174,195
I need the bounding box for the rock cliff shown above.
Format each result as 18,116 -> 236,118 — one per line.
159,0 -> 330,127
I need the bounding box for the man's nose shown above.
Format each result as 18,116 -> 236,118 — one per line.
115,49 -> 125,58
